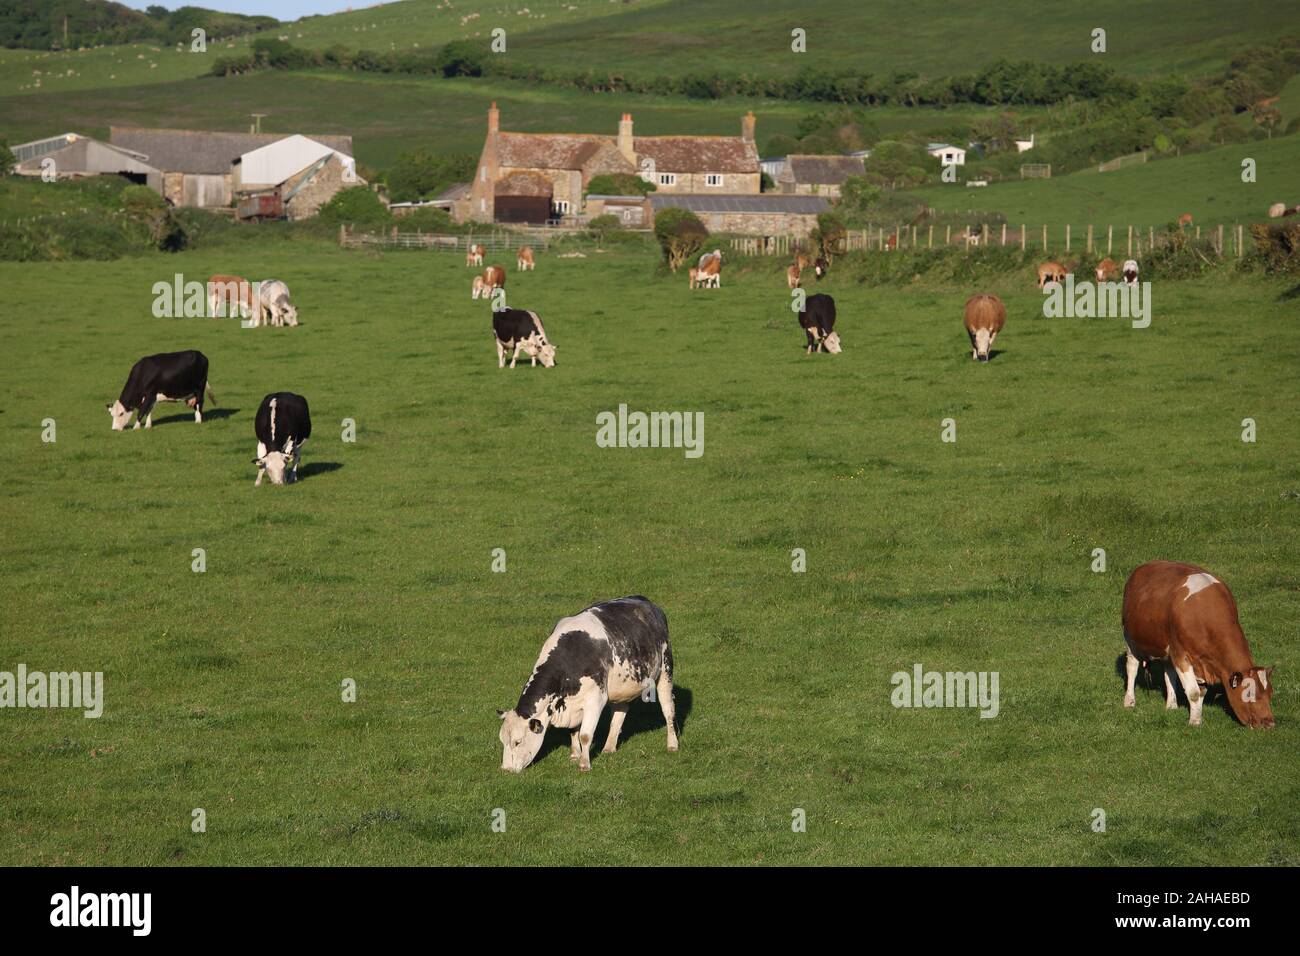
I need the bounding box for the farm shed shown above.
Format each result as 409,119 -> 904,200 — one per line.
11,134 -> 161,190
109,127 -> 354,209
233,134 -> 356,192
778,154 -> 866,197
585,194 -> 651,226
493,171 -> 554,224
926,142 -> 966,166
650,194 -> 830,237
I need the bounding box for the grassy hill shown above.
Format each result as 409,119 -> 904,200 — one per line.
913,134 -> 1300,229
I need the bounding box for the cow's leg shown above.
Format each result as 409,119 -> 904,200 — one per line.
1123,648 -> 1139,708
496,339 -> 506,368
657,669 -> 679,752
510,343 -> 523,369
570,731 -> 581,762
577,697 -> 605,772
1173,659 -> 1205,726
602,703 -> 630,754
1163,667 -> 1179,709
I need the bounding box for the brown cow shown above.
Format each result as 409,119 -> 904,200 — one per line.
482,265 -> 506,297
1095,258 -> 1118,282
963,293 -> 1005,362
786,264 -> 802,289
517,246 -> 535,271
467,243 -> 485,268
1037,261 -> 1066,289
794,253 -> 812,271
1122,561 -> 1275,728
1178,213 -> 1193,229
207,274 -> 253,319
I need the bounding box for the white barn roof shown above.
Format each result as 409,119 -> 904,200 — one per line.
237,134 -> 355,188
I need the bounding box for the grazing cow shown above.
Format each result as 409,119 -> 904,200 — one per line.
256,279 -> 298,327
252,392 -> 311,486
492,307 -> 556,368
1037,261 -> 1066,288
1267,202 -> 1287,219
482,265 -> 506,297
471,274 -> 487,299
1095,258 -> 1118,282
517,246 -> 535,271
813,257 -> 829,280
466,243 -> 485,267
206,274 -> 253,319
1178,213 -> 1193,229
688,266 -> 718,290
794,253 -> 812,271
786,264 -> 802,289
963,293 -> 1006,362
1122,561 -> 1275,729
1122,259 -> 1139,286
885,234 -> 898,252
498,595 -> 678,773
107,350 -> 215,430
798,293 -> 841,354
697,249 -> 723,287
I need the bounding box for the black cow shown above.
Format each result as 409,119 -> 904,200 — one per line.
813,257 -> 829,280
492,308 -> 556,368
799,293 -> 841,354
498,595 -> 678,773
252,392 -> 311,486
107,350 -> 214,430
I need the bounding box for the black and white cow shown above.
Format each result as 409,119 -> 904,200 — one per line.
498,595 -> 679,773
492,307 -> 556,368
813,257 -> 829,280
252,392 -> 311,486
799,293 -> 841,354
107,350 -> 215,430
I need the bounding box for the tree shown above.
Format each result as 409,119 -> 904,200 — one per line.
584,173 -> 655,197
385,151 -> 475,203
0,139 -> 15,175
653,207 -> 708,271
434,40 -> 488,77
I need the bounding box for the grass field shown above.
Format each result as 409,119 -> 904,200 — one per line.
914,133 -> 1300,229
1,244 -> 1297,865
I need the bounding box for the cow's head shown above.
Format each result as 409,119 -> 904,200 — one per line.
822,331 -> 842,354
498,708 -> 547,772
973,328 -> 993,362
1226,666 -> 1275,729
279,299 -> 299,327
254,439 -> 294,485
536,342 -> 556,367
107,400 -> 132,430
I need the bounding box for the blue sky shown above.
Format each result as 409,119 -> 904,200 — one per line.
121,1 -> 387,18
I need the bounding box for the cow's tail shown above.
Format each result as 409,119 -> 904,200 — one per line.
205,382 -> 217,406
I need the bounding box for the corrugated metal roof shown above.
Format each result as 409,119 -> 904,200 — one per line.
650,194 -> 830,214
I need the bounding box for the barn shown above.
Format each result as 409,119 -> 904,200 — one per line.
649,193 -> 831,237
778,154 -> 867,197
10,133 -> 161,189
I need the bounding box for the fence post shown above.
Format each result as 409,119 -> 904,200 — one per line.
1042,224 -> 1047,251
1239,224 -> 1244,258
912,225 -> 917,248
1217,224 -> 1224,257
1001,223 -> 1007,247
928,225 -> 933,249
1066,224 -> 1071,252
1086,224 -> 1093,254
1127,226 -> 1133,257
1149,226 -> 1154,251
339,223 -> 347,246
946,225 -> 951,246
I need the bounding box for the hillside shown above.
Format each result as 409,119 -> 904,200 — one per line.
0,0 -> 275,50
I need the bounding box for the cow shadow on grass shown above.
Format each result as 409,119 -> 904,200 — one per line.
152,407 -> 240,426
297,462 -> 344,480
533,684 -> 694,767
1110,654 -> 1236,722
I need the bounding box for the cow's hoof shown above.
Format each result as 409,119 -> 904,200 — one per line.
578,763 -> 591,773
667,743 -> 679,752
1123,696 -> 1135,708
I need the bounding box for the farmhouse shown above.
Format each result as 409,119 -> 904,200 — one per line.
650,193 -> 831,238
108,126 -> 356,210
465,103 -> 761,224
777,154 -> 866,197
926,142 -> 966,166
10,133 -> 161,188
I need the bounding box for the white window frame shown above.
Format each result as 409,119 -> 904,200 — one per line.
658,173 -> 676,187
705,173 -> 724,187
552,199 -> 570,215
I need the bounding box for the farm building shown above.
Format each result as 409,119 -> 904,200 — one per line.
649,193 -> 830,237
108,127 -> 356,209
10,133 -> 162,189
777,154 -> 866,197
759,156 -> 787,180
585,194 -> 652,227
926,143 -> 966,166
465,103 -> 761,224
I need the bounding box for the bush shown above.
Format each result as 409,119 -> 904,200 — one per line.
386,151 -> 475,203
1248,222 -> 1300,275
653,207 -> 709,271
316,187 -> 392,228
434,40 -> 488,77
584,174 -> 656,198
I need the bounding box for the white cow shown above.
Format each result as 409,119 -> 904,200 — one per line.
257,280 -> 298,327
1122,259 -> 1139,286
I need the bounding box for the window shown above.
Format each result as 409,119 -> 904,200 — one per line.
658,173 -> 676,186
705,173 -> 724,187
552,200 -> 570,215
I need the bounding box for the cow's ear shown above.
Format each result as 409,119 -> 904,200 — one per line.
528,718 -> 543,734
496,709 -> 506,719
1229,672 -> 1243,688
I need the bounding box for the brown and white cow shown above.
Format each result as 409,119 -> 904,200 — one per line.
1122,560 -> 1275,729
1267,202 -> 1287,219
207,274 -> 253,319
1095,258 -> 1118,283
471,274 -> 487,299
482,264 -> 506,297
786,264 -> 802,289
517,246 -> 535,271
963,293 -> 1005,362
1037,261 -> 1066,288
697,249 -> 722,288
466,243 -> 485,268
1178,212 -> 1193,229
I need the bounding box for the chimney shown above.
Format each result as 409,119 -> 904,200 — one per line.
488,102 -> 500,134
741,110 -> 756,144
617,112 -> 635,164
